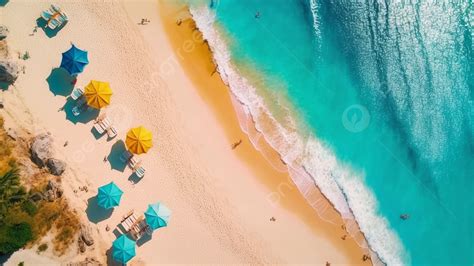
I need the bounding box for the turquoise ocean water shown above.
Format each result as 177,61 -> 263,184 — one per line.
190,0 -> 473,265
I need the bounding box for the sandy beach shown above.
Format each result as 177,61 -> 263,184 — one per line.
2,0 -> 370,264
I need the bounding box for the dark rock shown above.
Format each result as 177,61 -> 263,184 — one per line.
0,60 -> 19,85
30,192 -> 43,201
0,25 -> 8,40
43,180 -> 63,201
80,225 -> 94,246
46,158 -> 66,176
30,133 -> 53,167
78,236 -> 86,253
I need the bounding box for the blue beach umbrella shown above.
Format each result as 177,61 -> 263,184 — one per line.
97,182 -> 123,209
144,202 -> 171,230
60,44 -> 89,75
112,235 -> 136,264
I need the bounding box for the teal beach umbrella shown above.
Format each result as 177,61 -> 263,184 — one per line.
60,44 -> 89,75
144,202 -> 171,230
112,235 -> 136,264
97,182 -> 123,209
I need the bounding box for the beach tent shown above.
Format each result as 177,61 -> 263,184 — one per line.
60,44 -> 89,75
97,181 -> 123,209
84,80 -> 112,109
125,126 -> 153,155
144,202 -> 171,230
112,235 -> 136,264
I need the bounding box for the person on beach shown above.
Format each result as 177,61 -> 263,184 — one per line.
231,139 -> 242,149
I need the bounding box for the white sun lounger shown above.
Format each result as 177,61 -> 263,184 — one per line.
93,117 -> 112,135
120,150 -> 133,163
70,87 -> 84,101
106,126 -> 118,139
135,165 -> 146,178
72,97 -> 87,116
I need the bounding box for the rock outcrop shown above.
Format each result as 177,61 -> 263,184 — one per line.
43,180 -> 63,201
0,25 -> 8,40
30,133 -> 53,167
46,158 -> 66,176
80,225 -> 94,246
0,60 -> 19,85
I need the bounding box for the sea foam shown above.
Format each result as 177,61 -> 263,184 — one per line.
190,6 -> 406,265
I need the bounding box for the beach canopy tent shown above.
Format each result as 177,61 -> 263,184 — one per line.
84,80 -> 112,109
60,44 -> 89,75
97,181 -> 123,209
144,202 -> 171,230
125,126 -> 153,155
112,234 -> 136,264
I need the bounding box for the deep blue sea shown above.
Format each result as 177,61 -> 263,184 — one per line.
191,0 -> 473,264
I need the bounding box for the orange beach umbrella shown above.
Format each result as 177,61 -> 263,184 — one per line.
84,80 -> 112,109
125,126 -> 153,155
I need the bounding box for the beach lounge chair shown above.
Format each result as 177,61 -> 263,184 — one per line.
72,97 -> 87,116
120,150 -> 133,164
94,116 -> 117,138
41,5 -> 68,30
129,156 -> 140,169
106,126 -> 118,139
130,218 -> 152,240
70,87 -> 84,101
135,165 -> 146,178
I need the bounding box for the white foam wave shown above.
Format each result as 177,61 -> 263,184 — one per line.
190,6 -> 406,265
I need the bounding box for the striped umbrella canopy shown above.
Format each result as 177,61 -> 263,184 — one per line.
97,182 -> 123,209
125,126 -> 153,155
112,234 -> 136,264
84,80 -> 112,109
144,202 -> 171,230
60,44 -> 89,75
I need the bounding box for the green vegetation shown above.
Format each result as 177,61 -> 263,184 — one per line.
0,117 -> 80,255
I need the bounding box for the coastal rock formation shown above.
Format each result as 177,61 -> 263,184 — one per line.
46,158 -> 66,176
0,25 -> 8,40
0,60 -> 19,85
80,225 -> 94,246
30,133 -> 53,167
30,192 -> 44,202
44,180 -> 63,201
77,236 -> 86,253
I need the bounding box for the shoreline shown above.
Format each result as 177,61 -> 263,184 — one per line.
158,1 -> 373,264
2,0 -> 371,264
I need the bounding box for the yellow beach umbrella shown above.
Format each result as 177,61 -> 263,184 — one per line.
84,80 -> 112,109
126,126 -> 153,155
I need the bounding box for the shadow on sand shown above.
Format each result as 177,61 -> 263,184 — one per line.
108,140 -> 128,172
36,17 -> 67,38
0,81 -> 11,91
86,196 -> 114,224
128,172 -> 143,185
46,67 -> 74,96
106,247 -> 123,266
63,99 -> 99,124
136,233 -> 152,247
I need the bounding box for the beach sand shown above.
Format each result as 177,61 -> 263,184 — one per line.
2,0 -> 369,264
